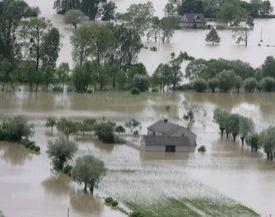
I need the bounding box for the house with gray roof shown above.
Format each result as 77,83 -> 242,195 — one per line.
178,13 -> 207,29
140,119 -> 197,152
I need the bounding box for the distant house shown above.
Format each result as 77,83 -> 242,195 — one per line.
140,119 -> 197,152
178,13 -> 206,29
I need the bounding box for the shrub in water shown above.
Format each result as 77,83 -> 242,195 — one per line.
131,88 -> 140,95
34,146 -> 40,153
129,211 -> 143,217
198,146 -> 206,152
111,200 -> 118,207
105,197 -> 113,204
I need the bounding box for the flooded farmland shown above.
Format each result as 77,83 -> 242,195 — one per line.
1,0 -> 275,216
1,91 -> 275,216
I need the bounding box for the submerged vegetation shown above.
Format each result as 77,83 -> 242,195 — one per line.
186,57 -> 275,93
214,108 -> 275,160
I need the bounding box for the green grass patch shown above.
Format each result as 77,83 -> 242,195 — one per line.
126,198 -> 259,217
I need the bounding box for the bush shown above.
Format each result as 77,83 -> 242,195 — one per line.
131,88 -> 140,95
94,123 -> 115,144
111,200 -> 118,207
34,146 -> 40,153
244,77 -> 257,93
133,130 -> 139,136
105,197 -> 113,204
0,116 -> 33,142
129,211 -> 143,217
150,46 -> 157,51
193,79 -> 207,92
198,146 -> 206,152
20,139 -> 40,153
115,125 -> 125,134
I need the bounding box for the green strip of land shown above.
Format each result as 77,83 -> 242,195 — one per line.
126,198 -> 259,217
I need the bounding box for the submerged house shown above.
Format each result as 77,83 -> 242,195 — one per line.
178,13 -> 206,29
140,119 -> 197,152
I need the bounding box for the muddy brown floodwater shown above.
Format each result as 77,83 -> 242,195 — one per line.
1,91 -> 275,217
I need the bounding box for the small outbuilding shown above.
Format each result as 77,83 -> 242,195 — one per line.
140,119 -> 197,152
178,13 -> 206,29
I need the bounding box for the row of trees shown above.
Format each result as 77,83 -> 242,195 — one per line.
214,108 -> 275,160
46,117 -> 141,141
186,56 -> 275,93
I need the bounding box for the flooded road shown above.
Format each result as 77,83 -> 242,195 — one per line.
24,0 -> 275,74
1,91 -> 275,216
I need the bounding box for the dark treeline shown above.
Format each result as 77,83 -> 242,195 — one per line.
178,0 -> 273,22
214,108 -> 275,161
185,56 -> 275,93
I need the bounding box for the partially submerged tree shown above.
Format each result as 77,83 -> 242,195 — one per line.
72,155 -> 106,194
246,132 -> 259,152
46,117 -> 57,134
232,27 -> 249,47
239,116 -> 254,145
47,137 -> 77,171
0,116 -> 33,141
56,118 -> 79,139
205,28 -> 220,45
208,78 -> 219,93
213,108 -> 230,137
94,122 -> 115,143
125,119 -> 141,134
258,127 -> 275,160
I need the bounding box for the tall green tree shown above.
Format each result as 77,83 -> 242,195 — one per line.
121,1 -> 154,36
160,17 -> 177,43
108,24 -> 142,70
20,17 -> 60,71
0,0 -> 38,66
217,0 -> 246,26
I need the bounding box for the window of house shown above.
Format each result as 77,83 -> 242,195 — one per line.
165,145 -> 176,153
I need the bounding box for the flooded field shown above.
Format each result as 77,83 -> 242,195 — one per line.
1,91 -> 275,216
